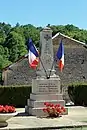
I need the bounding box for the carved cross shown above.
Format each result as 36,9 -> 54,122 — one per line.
44,34 -> 51,41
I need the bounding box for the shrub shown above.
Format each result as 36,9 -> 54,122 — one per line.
68,83 -> 87,106
0,85 -> 31,107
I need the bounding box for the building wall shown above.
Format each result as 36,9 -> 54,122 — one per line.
53,35 -> 87,85
2,58 -> 36,85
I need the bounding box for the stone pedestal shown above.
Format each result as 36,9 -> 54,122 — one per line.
25,76 -> 67,117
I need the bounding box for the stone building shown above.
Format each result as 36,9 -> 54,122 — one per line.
2,32 -> 87,87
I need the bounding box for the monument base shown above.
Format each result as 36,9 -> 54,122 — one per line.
25,77 -> 68,117
25,94 -> 68,116
25,106 -> 68,117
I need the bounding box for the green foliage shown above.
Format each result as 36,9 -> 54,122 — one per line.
0,85 -> 31,107
5,31 -> 27,62
23,24 -> 40,46
0,31 -> 6,45
0,22 -> 87,69
68,83 -> 87,106
0,55 -> 11,69
0,22 -> 11,35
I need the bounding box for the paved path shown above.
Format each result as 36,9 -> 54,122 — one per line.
1,106 -> 87,130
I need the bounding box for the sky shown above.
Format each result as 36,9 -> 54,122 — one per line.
0,0 -> 87,29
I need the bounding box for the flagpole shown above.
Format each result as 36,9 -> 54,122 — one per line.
48,62 -> 54,78
48,57 -> 55,78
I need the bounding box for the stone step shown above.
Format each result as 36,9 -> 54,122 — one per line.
25,105 -> 29,114
30,93 -> 63,101
27,99 -> 65,108
28,107 -> 68,117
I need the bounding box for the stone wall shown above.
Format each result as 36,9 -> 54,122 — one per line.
2,58 -> 36,85
54,46 -> 87,85
53,35 -> 87,84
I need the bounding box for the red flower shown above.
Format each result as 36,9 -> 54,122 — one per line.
56,108 -> 60,112
55,104 -> 60,108
43,102 -> 66,117
54,104 -> 58,108
61,106 -> 64,110
0,107 -> 3,113
0,105 -> 3,108
58,109 -> 62,114
50,103 -> 54,107
52,107 -> 55,112
44,102 -> 48,106
63,108 -> 66,112
46,108 -> 50,113
44,102 -> 46,105
43,108 -> 47,112
0,105 -> 16,113
57,104 -> 60,107
44,102 -> 50,107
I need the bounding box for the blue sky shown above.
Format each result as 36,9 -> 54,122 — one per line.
0,0 -> 87,29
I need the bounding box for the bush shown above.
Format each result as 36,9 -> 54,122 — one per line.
0,85 -> 31,107
68,83 -> 87,106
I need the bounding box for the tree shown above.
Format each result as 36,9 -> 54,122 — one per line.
5,31 -> 27,62
23,24 -> 40,46
0,22 -> 11,35
15,22 -> 20,27
0,55 -> 11,69
0,30 -> 6,46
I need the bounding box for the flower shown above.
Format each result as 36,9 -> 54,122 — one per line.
55,104 -> 60,108
43,108 -> 47,112
0,105 -> 16,113
44,102 -> 50,107
43,102 -> 66,117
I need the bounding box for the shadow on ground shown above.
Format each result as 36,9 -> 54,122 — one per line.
15,112 -> 29,116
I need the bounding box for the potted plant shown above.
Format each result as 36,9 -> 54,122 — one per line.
43,102 -> 66,118
0,105 -> 17,127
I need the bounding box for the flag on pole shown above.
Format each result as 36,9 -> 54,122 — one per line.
28,38 -> 39,69
56,40 -> 64,72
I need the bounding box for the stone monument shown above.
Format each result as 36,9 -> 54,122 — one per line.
25,27 -> 67,116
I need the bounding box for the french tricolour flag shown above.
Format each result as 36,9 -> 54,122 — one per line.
56,40 -> 64,72
28,39 -> 39,69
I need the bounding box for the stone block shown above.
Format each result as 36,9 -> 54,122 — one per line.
27,99 -> 30,106
32,78 -> 60,94
28,107 -> 68,117
28,99 -> 65,108
30,93 -> 63,101
25,105 -> 29,113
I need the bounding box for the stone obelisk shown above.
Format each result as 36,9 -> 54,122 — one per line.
38,27 -> 55,78
25,27 -> 67,116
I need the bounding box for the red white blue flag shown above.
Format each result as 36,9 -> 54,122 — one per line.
56,40 -> 64,72
28,39 -> 39,69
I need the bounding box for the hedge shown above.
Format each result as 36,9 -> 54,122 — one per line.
0,85 -> 31,107
68,83 -> 87,106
